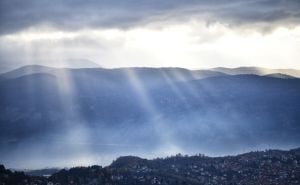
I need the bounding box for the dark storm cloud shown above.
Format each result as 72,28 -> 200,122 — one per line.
0,0 -> 300,35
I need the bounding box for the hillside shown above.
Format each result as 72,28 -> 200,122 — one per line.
0,65 -> 226,80
211,67 -> 300,78
1,148 -> 300,185
0,66 -> 300,168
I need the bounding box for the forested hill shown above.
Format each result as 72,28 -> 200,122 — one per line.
1,148 -> 300,185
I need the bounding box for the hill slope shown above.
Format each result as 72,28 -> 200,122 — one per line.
1,148 -> 300,185
0,66 -> 300,168
211,67 -> 300,78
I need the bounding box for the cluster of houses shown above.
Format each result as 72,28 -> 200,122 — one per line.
106,149 -> 300,185
1,148 -> 299,185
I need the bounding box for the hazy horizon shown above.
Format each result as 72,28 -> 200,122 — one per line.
3,64 -> 300,73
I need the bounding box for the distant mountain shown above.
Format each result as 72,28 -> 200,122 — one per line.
264,73 -> 296,79
0,65 -> 226,80
0,59 -> 101,74
24,168 -> 61,177
0,66 -> 300,168
1,65 -> 57,78
1,147 -> 300,185
211,67 -> 300,78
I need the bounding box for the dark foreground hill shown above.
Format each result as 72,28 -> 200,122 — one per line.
1,148 -> 300,185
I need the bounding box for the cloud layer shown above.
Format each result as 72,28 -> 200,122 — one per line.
1,0 -> 300,71
1,23 -> 300,72
1,0 -> 300,35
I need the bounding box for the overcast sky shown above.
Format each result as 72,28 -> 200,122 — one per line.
0,0 -> 300,71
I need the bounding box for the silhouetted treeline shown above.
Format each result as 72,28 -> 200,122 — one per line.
1,148 -> 300,185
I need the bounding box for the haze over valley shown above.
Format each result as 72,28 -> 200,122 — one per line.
1,65 -> 300,169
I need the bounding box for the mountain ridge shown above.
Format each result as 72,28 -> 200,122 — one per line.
1,65 -> 300,169
212,66 -> 300,78
3,65 -> 300,80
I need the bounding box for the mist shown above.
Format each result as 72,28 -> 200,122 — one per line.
1,66 -> 299,169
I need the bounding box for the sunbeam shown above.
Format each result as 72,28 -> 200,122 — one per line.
1,1 -> 300,179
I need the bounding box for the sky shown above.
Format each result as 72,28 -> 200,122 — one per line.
0,0 -> 300,72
